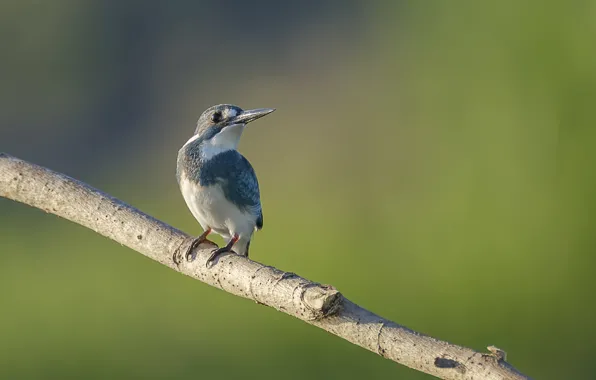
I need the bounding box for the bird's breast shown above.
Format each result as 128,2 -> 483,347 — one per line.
179,173 -> 221,218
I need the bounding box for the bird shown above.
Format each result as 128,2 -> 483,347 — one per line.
176,104 -> 275,267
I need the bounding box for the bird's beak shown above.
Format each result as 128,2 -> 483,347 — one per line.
232,108 -> 276,125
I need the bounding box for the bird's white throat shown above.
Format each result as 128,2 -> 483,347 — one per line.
184,123 -> 245,160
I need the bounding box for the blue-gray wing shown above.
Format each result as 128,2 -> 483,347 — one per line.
199,151 -> 263,227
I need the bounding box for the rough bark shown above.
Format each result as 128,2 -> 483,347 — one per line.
0,153 -> 531,380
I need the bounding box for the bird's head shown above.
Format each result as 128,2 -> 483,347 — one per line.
191,104 -> 275,154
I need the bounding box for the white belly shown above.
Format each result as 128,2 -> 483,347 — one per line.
179,175 -> 256,241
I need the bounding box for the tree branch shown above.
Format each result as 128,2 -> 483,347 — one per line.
0,153 -> 530,380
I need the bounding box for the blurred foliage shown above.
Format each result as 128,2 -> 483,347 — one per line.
1,1 -> 595,379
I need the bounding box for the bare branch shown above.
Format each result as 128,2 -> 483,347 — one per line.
0,153 -> 531,380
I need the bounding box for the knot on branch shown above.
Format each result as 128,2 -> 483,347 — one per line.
487,345 -> 508,362
300,284 -> 342,320
434,357 -> 466,374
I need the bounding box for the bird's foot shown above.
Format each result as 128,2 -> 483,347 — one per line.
206,234 -> 239,268
186,238 -> 218,261
205,247 -> 235,268
185,228 -> 218,262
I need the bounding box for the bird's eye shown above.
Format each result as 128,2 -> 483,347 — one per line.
211,111 -> 223,123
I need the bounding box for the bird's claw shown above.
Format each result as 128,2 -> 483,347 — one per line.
185,237 -> 218,262
186,249 -> 198,262
205,247 -> 237,268
205,233 -> 240,268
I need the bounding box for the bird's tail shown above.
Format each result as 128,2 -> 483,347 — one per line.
233,237 -> 251,258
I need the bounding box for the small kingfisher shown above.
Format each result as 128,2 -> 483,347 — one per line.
176,104 -> 275,266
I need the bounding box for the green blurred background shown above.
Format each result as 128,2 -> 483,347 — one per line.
1,1 -> 595,379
